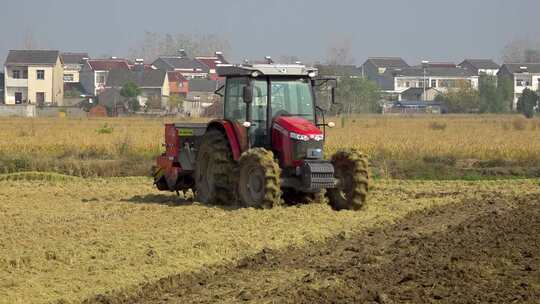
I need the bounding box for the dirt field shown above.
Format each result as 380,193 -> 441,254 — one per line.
91,187 -> 540,304
2,173 -> 537,303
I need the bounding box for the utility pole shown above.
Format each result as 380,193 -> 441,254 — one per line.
422,60 -> 429,101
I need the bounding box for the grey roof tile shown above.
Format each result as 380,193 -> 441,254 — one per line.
61,52 -> 89,64
107,69 -> 166,88
460,59 -> 499,70
5,50 -> 60,65
188,79 -> 220,92
366,57 -> 409,69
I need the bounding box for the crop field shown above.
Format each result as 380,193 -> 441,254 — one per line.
0,115 -> 539,303
1,174 -> 539,304
0,115 -> 540,178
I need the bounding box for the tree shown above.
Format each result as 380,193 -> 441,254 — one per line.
168,94 -> 184,112
129,32 -> 232,62
436,81 -> 480,113
517,88 -> 539,119
336,77 -> 381,114
326,37 -> 354,66
479,76 -> 506,113
120,82 -> 142,112
502,39 -> 540,63
497,76 -> 514,111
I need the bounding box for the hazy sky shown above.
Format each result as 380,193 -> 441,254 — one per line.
0,0 -> 538,65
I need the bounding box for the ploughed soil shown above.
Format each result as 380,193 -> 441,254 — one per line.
87,192 -> 540,304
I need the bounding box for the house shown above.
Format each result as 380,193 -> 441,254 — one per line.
61,52 -> 89,84
316,64 -> 363,78
152,50 -> 209,79
498,63 -> 540,109
104,63 -> 169,109
401,87 -> 441,101
393,65 -> 479,100
79,58 -> 130,96
196,51 -> 228,80
362,57 -> 409,92
459,59 -> 500,76
184,79 -> 220,117
3,50 -> 64,105
167,71 -> 189,96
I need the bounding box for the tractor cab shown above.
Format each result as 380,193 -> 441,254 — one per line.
216,63 -> 332,157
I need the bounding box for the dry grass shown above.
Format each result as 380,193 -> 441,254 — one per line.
2,173 -> 538,303
1,115 -> 540,178
0,115 -> 540,178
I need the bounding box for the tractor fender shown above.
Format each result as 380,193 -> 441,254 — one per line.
206,120 -> 245,161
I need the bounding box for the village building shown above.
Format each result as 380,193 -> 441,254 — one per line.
3,50 -> 64,105
498,63 -> 540,109
79,58 -> 131,96
459,59 -> 500,76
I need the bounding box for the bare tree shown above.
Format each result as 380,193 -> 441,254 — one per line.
23,30 -> 37,50
502,38 -> 540,63
326,37 -> 354,66
129,32 -> 232,62
278,55 -> 301,64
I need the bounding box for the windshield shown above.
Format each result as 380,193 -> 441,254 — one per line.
252,78 -> 315,122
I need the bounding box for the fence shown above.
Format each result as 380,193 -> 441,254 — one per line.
0,104 -> 87,118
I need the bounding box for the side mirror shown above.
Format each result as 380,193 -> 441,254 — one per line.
243,86 -> 253,104
331,87 -> 336,104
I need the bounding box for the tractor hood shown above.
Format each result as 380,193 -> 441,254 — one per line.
274,116 -> 322,136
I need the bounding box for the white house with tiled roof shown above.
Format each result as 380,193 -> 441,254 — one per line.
3,50 -> 64,105
498,63 -> 540,109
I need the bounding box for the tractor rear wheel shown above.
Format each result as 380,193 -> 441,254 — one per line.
326,149 -> 369,211
194,130 -> 236,205
238,148 -> 281,209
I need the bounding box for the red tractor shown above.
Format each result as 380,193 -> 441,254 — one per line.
153,62 -> 369,210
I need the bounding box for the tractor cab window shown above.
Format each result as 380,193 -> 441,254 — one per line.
270,78 -> 315,122
225,77 -> 268,147
224,77 -> 247,121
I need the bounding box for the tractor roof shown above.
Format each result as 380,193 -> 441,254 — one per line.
216,64 -> 317,78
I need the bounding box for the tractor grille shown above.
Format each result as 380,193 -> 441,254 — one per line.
301,160 -> 336,191
293,140 -> 324,160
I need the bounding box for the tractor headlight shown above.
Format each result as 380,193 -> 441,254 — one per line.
289,132 -> 309,141
313,134 -> 324,141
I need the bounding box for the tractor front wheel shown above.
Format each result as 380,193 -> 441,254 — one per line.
238,148 -> 281,209
326,149 -> 369,211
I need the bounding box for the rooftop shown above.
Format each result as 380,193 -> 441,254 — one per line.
156,56 -> 210,72
87,59 -> 130,71
460,59 -> 500,70
61,52 -> 89,65
395,66 -> 476,77
500,63 -> 540,74
365,57 -> 409,69
167,71 -> 188,82
5,50 -> 60,65
106,69 -> 167,88
188,79 -> 221,92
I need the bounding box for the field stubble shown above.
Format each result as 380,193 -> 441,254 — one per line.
0,115 -> 539,178
2,174 -> 539,303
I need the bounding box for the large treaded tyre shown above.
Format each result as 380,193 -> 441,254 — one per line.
194,130 -> 236,205
326,149 -> 369,211
238,148 -> 282,209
